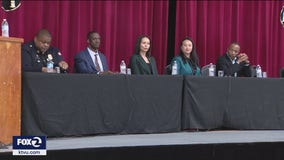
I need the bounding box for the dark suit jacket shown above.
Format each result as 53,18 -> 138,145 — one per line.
216,53 -> 251,77
130,54 -> 158,75
74,48 -> 108,74
22,41 -> 63,72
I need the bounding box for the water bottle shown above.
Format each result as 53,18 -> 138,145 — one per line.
171,60 -> 178,75
46,58 -> 54,73
120,60 -> 126,74
1,19 -> 9,37
209,63 -> 215,76
256,64 -> 262,78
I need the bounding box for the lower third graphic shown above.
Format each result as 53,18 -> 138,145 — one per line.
12,136 -> 46,156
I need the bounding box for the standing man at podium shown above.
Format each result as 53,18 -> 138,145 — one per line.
21,29 -> 68,72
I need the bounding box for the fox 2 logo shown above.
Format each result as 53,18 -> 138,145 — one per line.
13,136 -> 46,149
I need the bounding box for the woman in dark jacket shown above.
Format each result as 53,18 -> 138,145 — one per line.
130,35 -> 158,75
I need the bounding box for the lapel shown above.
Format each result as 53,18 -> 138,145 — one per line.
149,57 -> 157,74
97,52 -> 106,71
224,53 -> 233,66
85,49 -> 96,70
138,55 -> 151,74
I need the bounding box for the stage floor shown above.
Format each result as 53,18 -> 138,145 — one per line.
47,130 -> 284,150
2,130 -> 284,153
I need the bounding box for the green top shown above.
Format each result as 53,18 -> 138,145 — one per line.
171,56 -> 201,75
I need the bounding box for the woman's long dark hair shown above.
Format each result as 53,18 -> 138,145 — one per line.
133,35 -> 151,57
178,37 -> 199,67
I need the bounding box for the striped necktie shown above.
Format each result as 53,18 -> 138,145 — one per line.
94,54 -> 101,72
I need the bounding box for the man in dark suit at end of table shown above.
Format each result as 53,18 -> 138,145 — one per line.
74,31 -> 111,74
216,42 -> 251,77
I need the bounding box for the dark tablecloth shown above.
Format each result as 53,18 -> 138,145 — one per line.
182,76 -> 284,130
22,73 -> 183,137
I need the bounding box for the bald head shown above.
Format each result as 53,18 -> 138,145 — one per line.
227,42 -> 240,59
34,29 -> 52,53
36,29 -> 52,39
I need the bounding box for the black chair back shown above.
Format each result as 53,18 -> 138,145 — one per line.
280,68 -> 284,77
164,65 -> 171,75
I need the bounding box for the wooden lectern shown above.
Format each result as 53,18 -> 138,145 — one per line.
0,36 -> 23,145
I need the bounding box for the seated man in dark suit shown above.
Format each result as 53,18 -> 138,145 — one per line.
216,42 -> 251,77
74,31 -> 110,74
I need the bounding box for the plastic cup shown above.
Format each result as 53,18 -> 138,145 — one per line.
127,68 -> 131,75
262,72 -> 267,78
218,70 -> 224,77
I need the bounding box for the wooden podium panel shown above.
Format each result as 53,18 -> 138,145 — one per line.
0,36 -> 23,145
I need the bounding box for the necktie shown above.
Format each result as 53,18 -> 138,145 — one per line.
94,54 -> 101,72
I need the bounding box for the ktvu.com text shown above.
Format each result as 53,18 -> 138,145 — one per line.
12,136 -> 46,156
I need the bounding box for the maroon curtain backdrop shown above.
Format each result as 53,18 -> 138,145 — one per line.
1,1 -> 284,77
175,1 -> 284,77
0,1 -> 168,73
